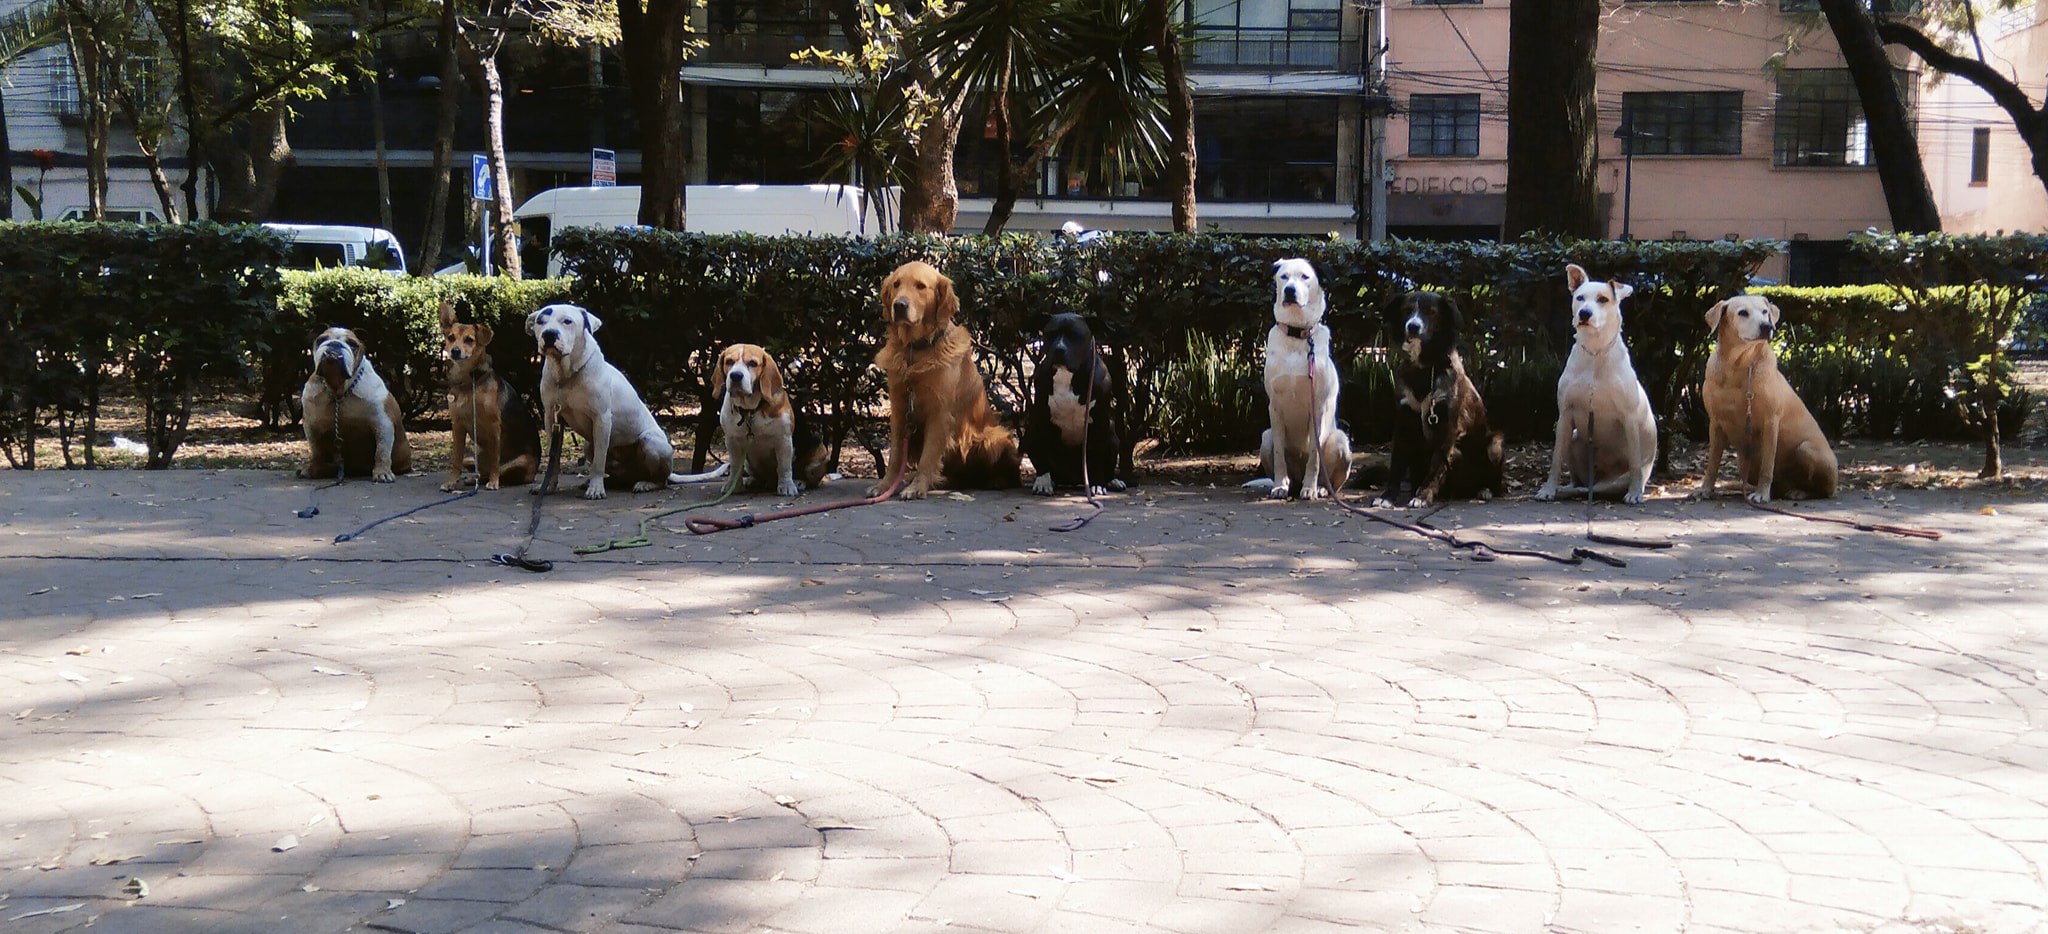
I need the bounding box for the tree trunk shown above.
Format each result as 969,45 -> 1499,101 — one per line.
1817,0 -> 1941,232
1504,0 -> 1601,239
112,90 -> 183,223
619,0 -> 690,230
900,94 -> 964,234
369,67 -> 395,234
64,12 -> 110,220
175,0 -> 200,221
418,0 -> 459,275
209,102 -> 292,221
1145,0 -> 1196,232
982,93 -> 1021,235
1,85 -> 13,221
477,54 -> 521,277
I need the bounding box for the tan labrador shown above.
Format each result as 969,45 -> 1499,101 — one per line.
1698,295 -> 1838,503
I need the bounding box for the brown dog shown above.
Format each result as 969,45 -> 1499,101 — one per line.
1698,295 -> 1837,503
440,302 -> 542,491
868,261 -> 1021,500
713,343 -> 829,496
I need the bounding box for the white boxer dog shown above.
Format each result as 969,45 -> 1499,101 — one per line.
527,303 -> 722,499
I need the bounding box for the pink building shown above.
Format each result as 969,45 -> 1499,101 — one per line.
1922,2 -> 2048,235
1385,0 -> 1928,283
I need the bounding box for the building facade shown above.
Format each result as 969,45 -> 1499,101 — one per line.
1385,0 -> 1933,283
1922,1 -> 2048,234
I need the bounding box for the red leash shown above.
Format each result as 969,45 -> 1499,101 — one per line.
686,443 -> 909,534
1745,499 -> 1942,540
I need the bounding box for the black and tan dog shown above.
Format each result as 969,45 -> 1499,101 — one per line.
1025,312 -> 1124,496
1375,291 -> 1504,507
439,302 -> 542,491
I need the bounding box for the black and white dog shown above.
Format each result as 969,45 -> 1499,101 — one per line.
1025,313 -> 1125,496
1376,291 -> 1504,507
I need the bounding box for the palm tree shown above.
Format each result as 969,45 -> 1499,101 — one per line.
919,0 -> 1171,235
1,0 -> 66,220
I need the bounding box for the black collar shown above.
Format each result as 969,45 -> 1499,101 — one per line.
909,324 -> 951,352
1280,324 -> 1311,340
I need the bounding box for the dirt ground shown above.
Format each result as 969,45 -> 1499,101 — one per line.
11,379 -> 2048,501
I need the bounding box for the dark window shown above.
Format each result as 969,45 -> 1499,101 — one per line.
1774,68 -> 1898,168
1408,94 -> 1481,157
703,0 -> 841,63
706,88 -> 838,185
1787,239 -> 1878,287
1189,0 -> 1349,71
1970,127 -> 1991,185
1621,91 -> 1742,155
1195,97 -> 1341,202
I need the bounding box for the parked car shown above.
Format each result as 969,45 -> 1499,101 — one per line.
264,223 -> 406,274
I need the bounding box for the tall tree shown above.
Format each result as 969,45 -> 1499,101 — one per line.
919,0 -> 1062,235
417,0 -> 460,274
1816,0 -> 1942,232
809,0 -> 964,234
617,0 -> 691,229
1873,2 -> 2047,205
1503,0 -> 1601,239
1141,0 -> 1193,232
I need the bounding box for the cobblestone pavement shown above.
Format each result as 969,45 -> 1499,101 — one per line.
3,469 -> 2046,934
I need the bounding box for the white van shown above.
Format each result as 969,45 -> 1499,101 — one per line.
513,184 -> 899,278
264,223 -> 407,274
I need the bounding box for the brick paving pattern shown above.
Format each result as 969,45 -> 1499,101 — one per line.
3,469 -> 2045,933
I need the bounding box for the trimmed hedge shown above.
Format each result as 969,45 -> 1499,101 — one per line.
0,222 -> 284,468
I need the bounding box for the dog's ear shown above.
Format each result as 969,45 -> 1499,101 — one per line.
934,272 -> 958,325
760,352 -> 786,401
524,309 -> 542,336
438,301 -> 456,330
1380,292 -> 1407,328
1565,264 -> 1588,291
711,350 -> 729,400
1612,281 -> 1634,303
1704,300 -> 1727,334
1763,299 -> 1783,327
1271,259 -> 1283,277
474,323 -> 493,348
581,309 -> 603,333
1443,294 -> 1464,335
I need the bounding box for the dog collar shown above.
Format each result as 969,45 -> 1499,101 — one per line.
909,324 -> 951,352
1280,324 -> 1311,341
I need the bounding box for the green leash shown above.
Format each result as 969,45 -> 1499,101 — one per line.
575,470 -> 741,554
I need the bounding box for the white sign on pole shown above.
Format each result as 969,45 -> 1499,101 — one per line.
471,154 -> 492,201
591,148 -> 617,187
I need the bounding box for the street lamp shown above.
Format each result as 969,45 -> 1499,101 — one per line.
1614,110 -> 1638,242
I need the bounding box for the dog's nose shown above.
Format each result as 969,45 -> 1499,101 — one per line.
541,329 -> 559,347
1577,309 -> 1593,323
448,348 -> 465,360
892,297 -> 911,321
1405,320 -> 1423,337
728,369 -> 745,384
1282,286 -> 1299,305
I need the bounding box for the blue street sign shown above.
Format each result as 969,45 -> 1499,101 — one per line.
472,154 -> 491,201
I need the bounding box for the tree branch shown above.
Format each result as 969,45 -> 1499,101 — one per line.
1877,20 -> 2043,134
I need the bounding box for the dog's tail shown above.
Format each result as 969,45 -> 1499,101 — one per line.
670,462 -> 730,484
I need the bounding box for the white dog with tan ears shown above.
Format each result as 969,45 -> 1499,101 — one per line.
527,303 -> 724,499
1697,294 -> 1838,503
1252,258 -> 1351,500
1535,263 -> 1658,504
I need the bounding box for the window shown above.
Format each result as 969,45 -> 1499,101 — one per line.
1189,0 -> 1346,70
705,88 -> 837,185
1621,91 -> 1742,155
1970,127 -> 1991,186
1408,94 -> 1481,157
1195,98 -> 1340,202
1774,68 -> 1895,168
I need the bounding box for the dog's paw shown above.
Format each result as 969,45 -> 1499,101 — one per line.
440,478 -> 463,492
1300,485 -> 1325,501
900,478 -> 933,500
631,480 -> 662,493
1623,490 -> 1645,505
777,478 -> 801,497
1746,489 -> 1771,505
1267,481 -> 1292,500
371,469 -> 397,483
1031,475 -> 1055,496
1107,479 -> 1127,492
483,478 -> 501,491
1407,496 -> 1429,509
582,480 -> 609,500
1370,496 -> 1393,508
1534,484 -> 1558,502
1088,485 -> 1110,497
1688,486 -> 1714,502
530,482 -> 546,496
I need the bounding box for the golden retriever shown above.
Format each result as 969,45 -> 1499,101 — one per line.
1698,295 -> 1838,502
868,261 -> 1021,499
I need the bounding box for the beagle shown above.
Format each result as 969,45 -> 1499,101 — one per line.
713,343 -> 829,497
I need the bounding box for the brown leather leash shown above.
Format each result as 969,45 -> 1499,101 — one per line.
1743,499 -> 1943,539
686,441 -> 909,534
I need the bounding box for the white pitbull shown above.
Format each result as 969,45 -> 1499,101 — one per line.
1253,258 -> 1351,500
527,303 -> 719,499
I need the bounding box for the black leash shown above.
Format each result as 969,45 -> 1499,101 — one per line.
1048,379 -> 1106,532
1331,492 -> 1619,565
492,426 -> 564,572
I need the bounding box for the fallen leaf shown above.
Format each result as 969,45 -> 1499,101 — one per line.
272,834 -> 299,852
774,795 -> 799,808
385,898 -> 406,910
90,853 -> 142,866
1979,506 -> 1998,516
